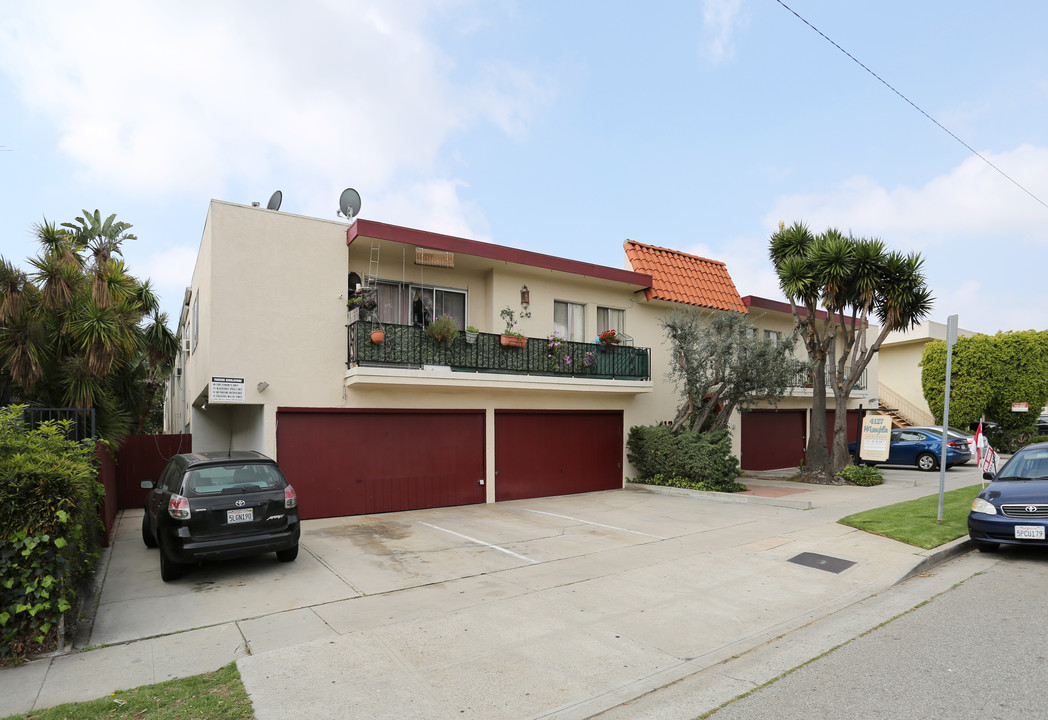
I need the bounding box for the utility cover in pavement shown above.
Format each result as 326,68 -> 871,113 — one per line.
788,552 -> 856,574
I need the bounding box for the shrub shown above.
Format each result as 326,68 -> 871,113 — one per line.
839,464 -> 884,487
999,427 -> 1046,453
0,406 -> 102,662
630,473 -> 748,493
627,424 -> 742,489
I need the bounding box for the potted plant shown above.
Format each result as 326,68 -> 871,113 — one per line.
546,331 -> 571,369
426,314 -> 459,345
499,307 -> 527,348
598,329 -> 621,345
465,325 -> 480,344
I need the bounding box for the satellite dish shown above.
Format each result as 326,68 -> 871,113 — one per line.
266,190 -> 283,211
338,188 -> 362,220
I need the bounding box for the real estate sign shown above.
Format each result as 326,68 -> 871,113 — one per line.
859,413 -> 892,462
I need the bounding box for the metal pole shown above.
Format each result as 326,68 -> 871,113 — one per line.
938,315 -> 959,523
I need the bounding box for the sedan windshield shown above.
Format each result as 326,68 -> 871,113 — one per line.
995,448 -> 1048,481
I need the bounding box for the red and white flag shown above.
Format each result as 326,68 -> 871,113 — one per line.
973,422 -> 984,465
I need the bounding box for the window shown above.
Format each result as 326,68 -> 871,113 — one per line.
763,330 -> 782,345
376,281 -> 467,329
191,294 -> 199,352
597,307 -> 624,336
554,301 -> 585,342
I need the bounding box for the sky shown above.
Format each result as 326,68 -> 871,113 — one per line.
1,0 -> 1046,335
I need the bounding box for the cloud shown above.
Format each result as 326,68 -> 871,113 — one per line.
0,1 -> 550,234
701,0 -> 747,64
764,145 -> 1048,251
760,144 -> 1048,333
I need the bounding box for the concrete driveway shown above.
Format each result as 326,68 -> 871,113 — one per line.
71,466 -> 985,719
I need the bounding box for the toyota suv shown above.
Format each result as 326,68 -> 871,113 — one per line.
141,451 -> 300,581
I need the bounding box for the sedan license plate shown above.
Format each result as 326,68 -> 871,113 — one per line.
227,508 -> 253,524
1015,525 -> 1045,540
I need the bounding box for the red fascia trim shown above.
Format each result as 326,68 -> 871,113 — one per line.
348,219 -> 652,287
742,295 -> 867,327
277,407 -> 485,416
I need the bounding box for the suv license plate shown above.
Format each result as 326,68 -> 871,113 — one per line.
1015,525 -> 1045,540
227,509 -> 253,524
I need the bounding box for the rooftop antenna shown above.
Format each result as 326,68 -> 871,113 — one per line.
266,190 -> 283,211
337,188 -> 362,221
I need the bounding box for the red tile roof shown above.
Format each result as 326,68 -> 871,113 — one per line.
624,240 -> 747,313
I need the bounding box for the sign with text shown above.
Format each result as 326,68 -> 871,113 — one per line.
1012,402 -> 1029,412
209,376 -> 245,403
859,413 -> 892,462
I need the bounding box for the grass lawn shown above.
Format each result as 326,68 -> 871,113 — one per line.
839,483 -> 983,549
2,662 -> 254,720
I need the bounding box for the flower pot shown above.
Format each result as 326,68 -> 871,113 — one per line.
370,330 -> 385,344
500,334 -> 526,348
465,331 -> 478,344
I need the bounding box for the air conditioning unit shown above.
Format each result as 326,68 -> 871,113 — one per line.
182,339 -> 192,353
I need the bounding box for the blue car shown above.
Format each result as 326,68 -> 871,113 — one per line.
849,426 -> 971,471
968,441 -> 1048,552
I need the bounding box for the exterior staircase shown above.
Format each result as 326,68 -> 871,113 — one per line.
876,383 -> 934,428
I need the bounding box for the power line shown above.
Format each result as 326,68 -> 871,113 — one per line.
775,0 -> 1048,212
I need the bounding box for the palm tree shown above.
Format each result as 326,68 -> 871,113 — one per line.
0,211 -> 177,444
769,222 -> 933,478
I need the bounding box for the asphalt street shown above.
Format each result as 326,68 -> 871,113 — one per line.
705,547 -> 1048,720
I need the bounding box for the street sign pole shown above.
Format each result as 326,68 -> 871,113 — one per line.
938,314 -> 959,523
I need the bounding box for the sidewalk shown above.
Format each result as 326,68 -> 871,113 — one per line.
0,467 -> 984,719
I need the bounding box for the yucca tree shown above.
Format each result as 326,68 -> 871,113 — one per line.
0,211 -> 177,444
769,221 -> 933,478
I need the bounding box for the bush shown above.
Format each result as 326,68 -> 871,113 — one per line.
0,406 -> 102,662
839,464 -> 884,486
999,427 -> 1047,453
627,424 -> 742,489
630,473 -> 748,493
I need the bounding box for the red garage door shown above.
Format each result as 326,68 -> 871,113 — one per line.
494,410 -> 623,501
824,409 -> 860,455
741,410 -> 807,471
276,409 -> 486,519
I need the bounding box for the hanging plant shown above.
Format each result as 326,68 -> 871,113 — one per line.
426,314 -> 459,345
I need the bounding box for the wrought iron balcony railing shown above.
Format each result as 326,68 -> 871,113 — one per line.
348,322 -> 650,381
791,365 -> 868,391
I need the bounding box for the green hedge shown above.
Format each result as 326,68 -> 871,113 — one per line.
627,425 -> 742,490
0,406 -> 102,662
839,464 -> 884,486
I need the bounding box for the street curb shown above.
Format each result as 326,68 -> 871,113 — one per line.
624,482 -> 813,510
898,536 -> 973,583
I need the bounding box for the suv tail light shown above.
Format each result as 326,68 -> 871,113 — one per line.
168,494 -> 191,520
284,485 -> 298,509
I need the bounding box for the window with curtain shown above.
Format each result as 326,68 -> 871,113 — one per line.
554,301 -> 585,341
376,281 -> 467,328
597,307 -> 624,336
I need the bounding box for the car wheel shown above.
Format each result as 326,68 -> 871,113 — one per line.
141,513 -> 157,548
159,536 -> 185,582
916,453 -> 938,472
276,544 -> 299,562
972,540 -> 999,553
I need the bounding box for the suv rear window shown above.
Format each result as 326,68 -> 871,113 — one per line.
185,463 -> 286,495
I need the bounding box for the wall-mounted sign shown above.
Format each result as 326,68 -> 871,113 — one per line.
859,413 -> 892,463
210,376 -> 245,403
1012,402 -> 1029,412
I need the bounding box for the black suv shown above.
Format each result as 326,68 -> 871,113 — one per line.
141,451 -> 300,581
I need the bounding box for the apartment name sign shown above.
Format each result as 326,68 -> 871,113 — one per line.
209,376 -> 246,403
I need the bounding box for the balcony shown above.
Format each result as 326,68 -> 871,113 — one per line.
792,365 -> 868,391
348,322 -> 650,381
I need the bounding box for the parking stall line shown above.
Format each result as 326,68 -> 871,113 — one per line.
523,509 -> 666,540
418,522 -> 538,564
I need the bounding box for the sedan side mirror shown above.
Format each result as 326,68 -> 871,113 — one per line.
140,480 -> 155,489
982,472 -> 994,481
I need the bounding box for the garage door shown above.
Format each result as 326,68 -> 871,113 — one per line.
276,409 -> 486,519
494,410 -> 623,501
741,410 -> 807,471
824,409 -> 860,455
